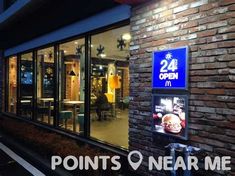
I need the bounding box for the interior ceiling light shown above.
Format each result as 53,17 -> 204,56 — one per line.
122,33 -> 131,41
69,70 -> 76,76
100,54 -> 106,58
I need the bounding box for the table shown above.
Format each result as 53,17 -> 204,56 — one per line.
20,99 -> 32,117
63,101 -> 84,132
40,98 -> 54,103
20,100 -> 31,103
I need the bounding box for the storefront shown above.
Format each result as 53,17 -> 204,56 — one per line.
1,0 -> 235,175
1,3 -> 131,150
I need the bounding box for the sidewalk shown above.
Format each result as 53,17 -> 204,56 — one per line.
0,131 -> 72,176
0,143 -> 35,176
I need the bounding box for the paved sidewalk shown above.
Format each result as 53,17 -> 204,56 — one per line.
0,142 -> 45,176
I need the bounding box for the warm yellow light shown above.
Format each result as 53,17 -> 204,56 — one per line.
122,33 -> 131,41
100,54 -> 106,58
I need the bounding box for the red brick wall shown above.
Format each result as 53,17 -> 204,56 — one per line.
129,0 -> 235,175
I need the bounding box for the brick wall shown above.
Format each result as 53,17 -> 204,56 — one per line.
129,0 -> 235,175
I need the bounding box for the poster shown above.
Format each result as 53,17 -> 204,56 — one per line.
152,94 -> 188,139
152,46 -> 188,89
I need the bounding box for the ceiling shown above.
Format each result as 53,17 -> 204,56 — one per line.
0,0 -> 121,49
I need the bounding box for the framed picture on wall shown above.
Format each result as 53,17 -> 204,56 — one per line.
152,94 -> 188,140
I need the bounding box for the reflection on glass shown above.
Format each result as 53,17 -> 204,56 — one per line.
59,38 -> 85,133
7,56 -> 17,113
19,53 -> 33,119
90,25 -> 130,148
36,47 -> 55,125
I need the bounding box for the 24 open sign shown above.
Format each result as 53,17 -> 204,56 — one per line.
152,47 -> 189,90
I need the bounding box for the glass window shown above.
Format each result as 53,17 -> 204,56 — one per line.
36,47 -> 55,125
59,38 -> 85,133
90,25 -> 130,148
7,56 -> 17,113
19,52 -> 34,119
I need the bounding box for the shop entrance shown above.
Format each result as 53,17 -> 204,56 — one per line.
90,25 -> 130,148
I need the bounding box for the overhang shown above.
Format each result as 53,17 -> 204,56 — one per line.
0,0 -> 124,49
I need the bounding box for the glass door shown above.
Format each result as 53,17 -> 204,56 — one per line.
36,47 -> 55,125
7,56 -> 17,114
19,52 -> 34,119
90,25 -> 130,148
58,38 -> 85,133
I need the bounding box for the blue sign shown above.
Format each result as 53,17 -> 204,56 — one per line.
152,46 -> 188,89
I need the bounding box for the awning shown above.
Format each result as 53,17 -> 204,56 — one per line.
0,0 -> 123,49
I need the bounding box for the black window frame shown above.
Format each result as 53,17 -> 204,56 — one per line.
3,19 -> 130,151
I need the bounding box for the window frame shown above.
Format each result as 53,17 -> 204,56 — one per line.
3,20 -> 130,151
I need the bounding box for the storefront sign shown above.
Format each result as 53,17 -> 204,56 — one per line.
152,94 -> 188,139
152,47 -> 188,89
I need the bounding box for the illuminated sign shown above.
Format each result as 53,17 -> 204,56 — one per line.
152,47 -> 188,89
152,94 -> 188,140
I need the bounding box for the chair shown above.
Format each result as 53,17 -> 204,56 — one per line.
100,103 -> 113,120
59,111 -> 73,129
37,106 -> 49,122
77,114 -> 84,132
123,96 -> 129,109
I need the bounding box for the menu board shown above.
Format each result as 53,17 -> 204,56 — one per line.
152,94 -> 188,139
152,46 -> 188,89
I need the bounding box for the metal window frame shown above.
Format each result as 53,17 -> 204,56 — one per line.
2,19 -> 130,152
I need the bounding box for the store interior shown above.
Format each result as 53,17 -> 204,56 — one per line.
6,25 -> 130,148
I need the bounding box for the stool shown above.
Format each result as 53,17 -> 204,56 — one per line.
60,111 -> 72,129
101,110 -> 112,120
77,114 -> 84,132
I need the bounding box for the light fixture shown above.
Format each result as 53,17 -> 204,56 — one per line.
69,70 -> 76,76
100,54 -> 106,58
74,41 -> 78,45
122,33 -> 131,41
21,65 -> 25,71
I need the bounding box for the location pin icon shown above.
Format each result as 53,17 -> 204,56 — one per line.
128,150 -> 143,170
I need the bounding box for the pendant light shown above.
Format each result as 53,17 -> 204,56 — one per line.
69,70 -> 76,76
